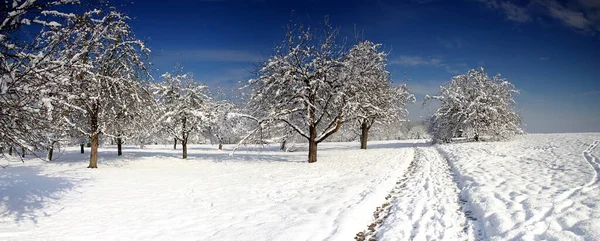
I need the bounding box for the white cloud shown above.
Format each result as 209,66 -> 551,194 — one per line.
390,55 -> 443,66
476,0 -> 531,23
583,90 -> 600,96
390,56 -> 469,74
578,0 -> 600,9
545,0 -> 592,30
159,49 -> 264,63
500,1 -> 531,22
541,0 -> 600,34
476,0 -> 600,34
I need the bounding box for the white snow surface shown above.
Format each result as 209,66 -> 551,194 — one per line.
439,133 -> 600,240
0,141 -> 417,241
2,133 -> 600,241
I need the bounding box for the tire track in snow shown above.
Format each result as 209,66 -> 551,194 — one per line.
354,149 -> 418,241
549,140 -> 600,204
582,140 -> 600,192
356,147 -> 477,240
437,147 -> 485,241
495,139 -> 600,240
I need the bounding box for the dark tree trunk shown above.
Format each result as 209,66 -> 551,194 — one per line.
308,125 -> 317,163
21,146 -> 25,157
80,144 -> 85,153
9,146 -> 12,156
280,139 -> 286,152
218,138 -> 223,150
173,138 -> 177,149
360,121 -> 369,150
117,137 -> 122,156
182,138 -> 188,159
48,147 -> 54,161
48,141 -> 56,161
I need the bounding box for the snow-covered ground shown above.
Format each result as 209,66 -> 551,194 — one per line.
2,133 -> 600,241
0,141 -> 418,241
440,133 -> 600,240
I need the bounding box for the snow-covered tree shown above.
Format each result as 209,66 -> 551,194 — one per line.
424,67 -> 522,143
406,121 -> 429,139
246,19 -> 348,163
153,71 -> 211,159
203,100 -> 235,150
0,0 -> 80,157
57,10 -> 151,168
343,40 -> 415,149
103,82 -> 156,156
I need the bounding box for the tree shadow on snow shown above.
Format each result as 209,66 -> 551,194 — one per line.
49,140 -> 431,166
0,166 -> 80,223
50,145 -> 307,165
126,150 -> 306,163
312,140 -> 432,151
366,141 -> 432,149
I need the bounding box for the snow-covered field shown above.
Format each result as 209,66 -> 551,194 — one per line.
1,133 -> 600,241
440,133 -> 600,240
0,141 -> 418,241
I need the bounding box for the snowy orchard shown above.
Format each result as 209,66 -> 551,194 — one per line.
4,2 -> 600,241
1,0 -> 522,169
245,20 -> 415,163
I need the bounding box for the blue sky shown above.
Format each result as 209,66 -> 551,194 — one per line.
116,0 -> 599,133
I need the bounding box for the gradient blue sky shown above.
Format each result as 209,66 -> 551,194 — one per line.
116,0 -> 599,133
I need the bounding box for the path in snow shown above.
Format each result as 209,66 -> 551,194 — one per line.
440,133 -> 600,240
357,146 -> 475,241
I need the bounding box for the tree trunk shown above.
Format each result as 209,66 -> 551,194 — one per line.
21,146 -> 25,157
80,144 -> 85,153
117,137 -> 122,156
360,121 -> 369,150
88,104 -> 99,168
48,141 -> 56,161
182,116 -> 187,159
218,138 -> 223,150
88,133 -> 99,168
182,138 -> 188,159
173,138 -> 177,149
9,146 -> 12,156
308,125 -> 317,163
48,147 -> 54,161
280,139 -> 286,152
